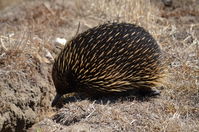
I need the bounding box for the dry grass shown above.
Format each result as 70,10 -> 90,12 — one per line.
0,0 -> 199,131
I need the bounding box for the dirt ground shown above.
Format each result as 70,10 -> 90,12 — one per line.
0,0 -> 198,132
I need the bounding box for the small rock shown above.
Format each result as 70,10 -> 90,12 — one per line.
162,0 -> 173,7
45,49 -> 54,62
54,38 -> 67,46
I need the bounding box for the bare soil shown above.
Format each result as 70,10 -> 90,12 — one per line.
0,0 -> 198,132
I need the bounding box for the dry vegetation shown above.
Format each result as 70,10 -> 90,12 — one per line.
0,0 -> 198,131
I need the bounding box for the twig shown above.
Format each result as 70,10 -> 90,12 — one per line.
74,22 -> 81,37
0,38 -> 8,51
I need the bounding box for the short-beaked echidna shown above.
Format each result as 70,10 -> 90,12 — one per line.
51,22 -> 165,107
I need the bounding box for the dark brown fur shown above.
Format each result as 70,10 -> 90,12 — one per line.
51,22 -> 165,106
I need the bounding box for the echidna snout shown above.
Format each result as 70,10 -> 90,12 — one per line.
51,22 -> 166,107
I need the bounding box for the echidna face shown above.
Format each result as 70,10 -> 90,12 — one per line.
53,75 -> 69,95
51,70 -> 74,106
53,71 -> 75,95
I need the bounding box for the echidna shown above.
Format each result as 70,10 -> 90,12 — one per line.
51,22 -> 165,107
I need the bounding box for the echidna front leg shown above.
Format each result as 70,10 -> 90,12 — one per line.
135,87 -> 161,97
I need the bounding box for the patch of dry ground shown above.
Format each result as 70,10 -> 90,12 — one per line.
0,0 -> 198,131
